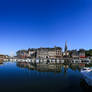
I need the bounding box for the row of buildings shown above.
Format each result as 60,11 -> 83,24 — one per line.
16,46 -> 62,59
0,54 -> 9,62
0,55 -> 9,59
16,42 -> 86,59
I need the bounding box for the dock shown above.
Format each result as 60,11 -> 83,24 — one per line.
3,58 -> 92,64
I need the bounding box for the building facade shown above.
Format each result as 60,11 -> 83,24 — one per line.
16,50 -> 28,59
0,54 -> 6,59
78,49 -> 85,58
16,46 -> 62,59
70,50 -> 79,59
28,48 -> 37,58
37,46 -> 62,59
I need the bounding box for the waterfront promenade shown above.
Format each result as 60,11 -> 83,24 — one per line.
3,58 -> 92,65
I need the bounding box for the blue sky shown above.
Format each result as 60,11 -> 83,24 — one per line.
0,0 -> 92,55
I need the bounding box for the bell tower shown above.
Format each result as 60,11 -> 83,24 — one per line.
65,41 -> 68,52
63,41 -> 69,57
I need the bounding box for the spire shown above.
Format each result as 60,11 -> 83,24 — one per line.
65,41 -> 68,52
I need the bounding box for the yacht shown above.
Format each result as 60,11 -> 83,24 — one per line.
81,67 -> 92,86
81,67 -> 92,73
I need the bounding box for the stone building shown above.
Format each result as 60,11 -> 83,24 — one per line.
16,46 -> 62,59
0,54 -> 6,59
78,49 -> 85,58
37,46 -> 62,59
16,50 -> 28,59
28,48 -> 37,58
0,54 -> 7,62
70,50 -> 79,59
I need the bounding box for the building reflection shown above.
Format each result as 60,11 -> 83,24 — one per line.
0,63 -> 3,65
16,62 -> 63,73
16,62 -> 86,74
16,62 -> 36,70
0,60 -> 3,65
69,64 -> 80,71
69,63 -> 86,71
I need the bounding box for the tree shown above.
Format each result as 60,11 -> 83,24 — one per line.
85,49 -> 92,56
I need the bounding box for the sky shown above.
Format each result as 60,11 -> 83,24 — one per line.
0,0 -> 92,55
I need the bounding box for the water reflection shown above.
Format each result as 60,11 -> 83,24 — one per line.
16,62 -> 84,73
0,61 -> 92,92
0,59 -> 3,62
0,61 -> 3,65
80,79 -> 92,91
16,62 -> 62,73
16,62 -> 92,92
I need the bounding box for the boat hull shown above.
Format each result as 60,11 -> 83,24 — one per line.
81,70 -> 92,86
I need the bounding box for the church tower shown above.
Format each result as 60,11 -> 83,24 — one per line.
65,41 -> 68,52
63,41 -> 69,57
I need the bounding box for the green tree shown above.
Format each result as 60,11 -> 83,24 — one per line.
86,49 -> 92,56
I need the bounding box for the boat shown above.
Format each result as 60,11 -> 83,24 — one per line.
81,67 -> 92,86
81,67 -> 92,73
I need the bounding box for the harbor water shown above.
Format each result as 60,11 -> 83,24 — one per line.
0,61 -> 92,92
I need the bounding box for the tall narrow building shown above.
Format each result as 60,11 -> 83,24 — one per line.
63,41 -> 69,57
65,41 -> 68,52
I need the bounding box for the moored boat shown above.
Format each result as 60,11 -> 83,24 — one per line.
81,67 -> 92,86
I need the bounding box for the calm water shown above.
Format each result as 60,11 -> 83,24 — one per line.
0,62 -> 92,92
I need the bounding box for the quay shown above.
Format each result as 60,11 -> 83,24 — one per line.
3,58 -> 92,64
10,58 -> 65,64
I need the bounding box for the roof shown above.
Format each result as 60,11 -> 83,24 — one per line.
0,54 -> 6,56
